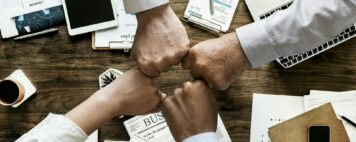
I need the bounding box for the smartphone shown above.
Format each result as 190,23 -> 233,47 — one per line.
308,125 -> 330,142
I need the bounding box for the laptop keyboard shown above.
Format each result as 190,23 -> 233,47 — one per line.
258,2 -> 356,68
277,25 -> 356,68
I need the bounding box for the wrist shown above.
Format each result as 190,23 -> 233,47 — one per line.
136,4 -> 171,24
223,33 -> 252,69
92,89 -> 122,117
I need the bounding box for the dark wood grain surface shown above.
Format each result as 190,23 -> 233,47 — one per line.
1,0 -> 356,142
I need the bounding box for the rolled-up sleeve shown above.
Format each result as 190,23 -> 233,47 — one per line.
236,0 -> 356,68
16,113 -> 88,142
183,132 -> 220,142
123,0 -> 169,13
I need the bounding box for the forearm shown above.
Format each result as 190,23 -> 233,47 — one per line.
64,79 -> 124,135
64,91 -> 116,135
237,0 -> 356,67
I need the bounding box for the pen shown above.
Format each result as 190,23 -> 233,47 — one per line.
14,28 -> 58,40
210,0 -> 214,15
339,115 -> 356,128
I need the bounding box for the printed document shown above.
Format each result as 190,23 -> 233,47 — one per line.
250,93 -> 304,142
124,112 -> 231,142
0,0 -> 62,38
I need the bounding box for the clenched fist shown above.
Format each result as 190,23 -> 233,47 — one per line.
161,80 -> 218,142
131,4 -> 190,77
182,33 -> 252,90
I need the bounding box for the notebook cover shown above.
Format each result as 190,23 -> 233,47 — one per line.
268,103 -> 350,142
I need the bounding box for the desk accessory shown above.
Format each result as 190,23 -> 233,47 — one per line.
0,80 -> 24,106
98,68 -> 123,89
268,103 -> 349,142
14,28 -> 58,40
339,115 -> 356,128
92,0 -> 137,52
4,69 -> 36,108
183,0 -> 240,34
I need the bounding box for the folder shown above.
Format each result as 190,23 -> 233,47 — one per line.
268,103 -> 350,142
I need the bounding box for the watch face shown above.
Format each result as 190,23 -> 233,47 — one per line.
99,68 -> 123,89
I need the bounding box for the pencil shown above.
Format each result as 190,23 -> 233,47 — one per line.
339,115 -> 356,128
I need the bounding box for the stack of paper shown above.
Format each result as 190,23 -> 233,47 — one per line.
250,91 -> 356,142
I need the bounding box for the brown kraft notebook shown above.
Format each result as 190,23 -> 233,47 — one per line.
268,103 -> 350,142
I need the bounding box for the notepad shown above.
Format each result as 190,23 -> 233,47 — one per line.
92,0 -> 137,51
183,0 -> 240,34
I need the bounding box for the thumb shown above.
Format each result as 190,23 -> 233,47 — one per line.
146,92 -> 168,114
182,52 -> 192,69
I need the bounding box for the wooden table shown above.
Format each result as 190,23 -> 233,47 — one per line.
1,0 -> 356,141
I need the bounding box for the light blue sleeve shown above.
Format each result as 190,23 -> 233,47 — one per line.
182,132 -> 220,142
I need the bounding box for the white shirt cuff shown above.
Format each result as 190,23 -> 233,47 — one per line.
123,0 -> 169,13
183,132 -> 219,142
16,113 -> 88,142
236,20 -> 280,68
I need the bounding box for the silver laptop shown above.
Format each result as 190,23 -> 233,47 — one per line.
245,0 -> 356,68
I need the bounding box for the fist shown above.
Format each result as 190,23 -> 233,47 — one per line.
104,68 -> 162,115
131,4 -> 190,77
182,33 -> 251,90
161,80 -> 218,142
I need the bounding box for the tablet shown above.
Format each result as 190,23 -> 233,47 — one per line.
62,0 -> 119,36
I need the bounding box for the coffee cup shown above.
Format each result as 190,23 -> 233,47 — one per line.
0,80 -> 25,106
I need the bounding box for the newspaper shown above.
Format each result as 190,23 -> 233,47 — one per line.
183,0 -> 240,33
124,112 -> 231,142
0,0 -> 62,38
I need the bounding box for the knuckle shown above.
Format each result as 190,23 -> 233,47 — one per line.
162,97 -> 174,108
183,81 -> 193,89
173,88 -> 182,95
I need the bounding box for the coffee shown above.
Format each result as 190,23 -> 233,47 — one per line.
0,80 -> 20,104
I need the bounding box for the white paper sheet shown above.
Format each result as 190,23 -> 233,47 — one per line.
304,91 -> 356,141
94,0 -> 137,50
250,93 -> 304,142
85,130 -> 98,142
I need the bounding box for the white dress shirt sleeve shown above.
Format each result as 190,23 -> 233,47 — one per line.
123,0 -> 169,13
183,132 -> 220,142
236,0 -> 356,68
16,113 -> 88,142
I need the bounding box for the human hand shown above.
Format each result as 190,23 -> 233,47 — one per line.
102,68 -> 164,116
182,33 -> 252,90
65,68 -> 164,134
131,4 -> 190,77
161,80 -> 218,142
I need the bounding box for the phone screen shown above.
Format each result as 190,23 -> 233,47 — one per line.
309,126 -> 330,142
